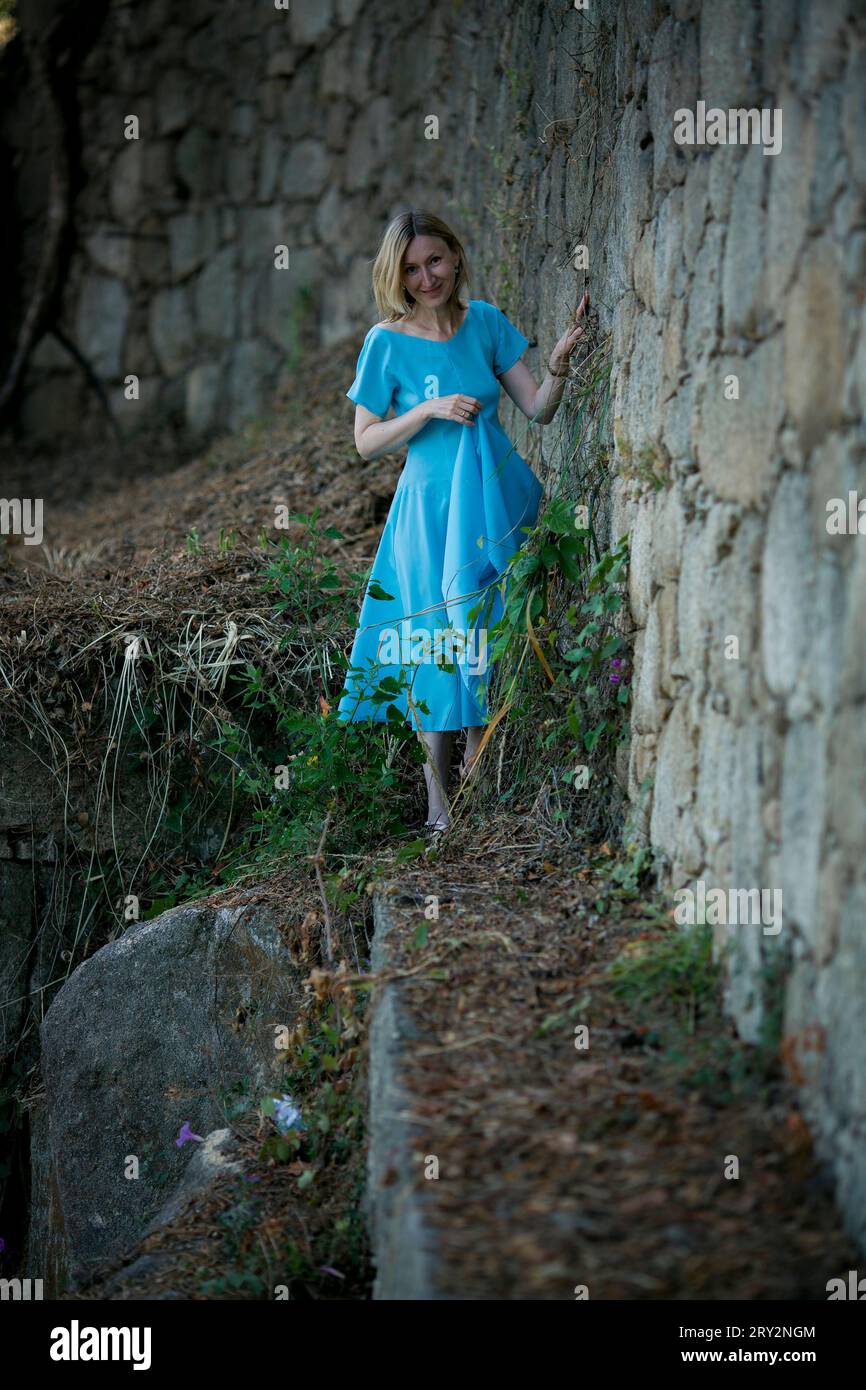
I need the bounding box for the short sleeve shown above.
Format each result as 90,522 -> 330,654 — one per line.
346,329 -> 396,418
492,305 -> 528,376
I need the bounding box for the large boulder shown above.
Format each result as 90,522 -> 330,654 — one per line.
35,901 -> 303,1289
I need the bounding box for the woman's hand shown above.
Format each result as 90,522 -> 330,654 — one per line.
423,393 -> 482,426
548,288 -> 590,377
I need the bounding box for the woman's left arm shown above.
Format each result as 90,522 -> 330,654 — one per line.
499,289 -> 590,425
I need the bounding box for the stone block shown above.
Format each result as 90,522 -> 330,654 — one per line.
649,695 -> 699,852
238,207 -> 285,272
761,0 -> 801,95
167,210 -> 220,282
627,496 -> 657,626
337,0 -> 365,23
610,103 -> 653,286
619,310 -> 665,450
721,147 -> 769,341
838,540 -> 866,706
154,67 -> 193,136
651,485 -> 686,584
345,96 -> 392,191
663,375 -> 698,465
780,717 -> 826,936
142,138 -> 174,201
133,215 -> 170,286
612,291 -> 639,362
185,362 -> 224,434
656,582 -> 680,699
281,138 -> 331,200
109,141 -> 144,226
85,227 -> 133,279
149,286 -> 196,377
842,40 -> 866,188
693,334 -> 784,507
681,152 -> 710,271
631,583 -> 678,739
632,224 -> 655,312
810,81 -> 847,228
258,130 -> 284,202
76,275 -> 130,380
827,701 -> 866,862
194,246 -> 238,342
760,470 -> 817,698
799,0 -> 851,93
695,705 -> 736,854
230,102 -> 257,141
661,294 -> 687,400
226,143 -> 257,202
707,143 -> 736,222
175,128 -> 219,198
676,519 -> 710,682
783,236 -> 847,457
710,513 -> 763,720
699,0 -> 760,108
227,339 -> 282,431
654,186 -> 684,320
291,0 -> 333,46
764,88 -> 817,311
683,221 -> 723,365
648,16 -> 698,194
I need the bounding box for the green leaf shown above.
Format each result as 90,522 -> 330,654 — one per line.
539,497 -> 579,536
395,839 -> 426,862
510,553 -> 541,582
367,581 -> 395,601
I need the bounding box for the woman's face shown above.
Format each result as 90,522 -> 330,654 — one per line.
401,235 -> 459,306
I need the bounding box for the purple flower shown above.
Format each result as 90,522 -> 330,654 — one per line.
175,1121 -> 204,1147
318,1265 -> 345,1280
608,658 -> 629,685
242,1173 -> 261,1183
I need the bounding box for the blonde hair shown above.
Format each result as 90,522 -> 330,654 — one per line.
370,210 -> 470,323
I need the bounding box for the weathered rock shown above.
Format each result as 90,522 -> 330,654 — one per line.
75,275 -> 130,380
367,893 -> 439,1300
694,337 -> 784,507
167,210 -> 220,282
149,286 -> 196,377
193,246 -> 238,342
184,361 -> 224,434
783,237 -> 847,456
38,902 -> 302,1288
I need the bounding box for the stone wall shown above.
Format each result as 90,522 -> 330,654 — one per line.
426,8 -> 865,1264
599,0 -> 866,1254
1,0 -> 462,443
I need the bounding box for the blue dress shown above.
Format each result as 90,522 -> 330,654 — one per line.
336,299 -> 543,732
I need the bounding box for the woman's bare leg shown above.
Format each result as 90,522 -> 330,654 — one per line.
419,730 -> 455,829
462,725 -> 485,777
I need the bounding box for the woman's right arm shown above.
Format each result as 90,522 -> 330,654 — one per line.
354,394 -> 481,462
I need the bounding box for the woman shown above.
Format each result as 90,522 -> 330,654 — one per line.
337,210 -> 588,833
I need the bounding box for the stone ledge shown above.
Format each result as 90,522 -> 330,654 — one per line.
366,890 -> 441,1300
